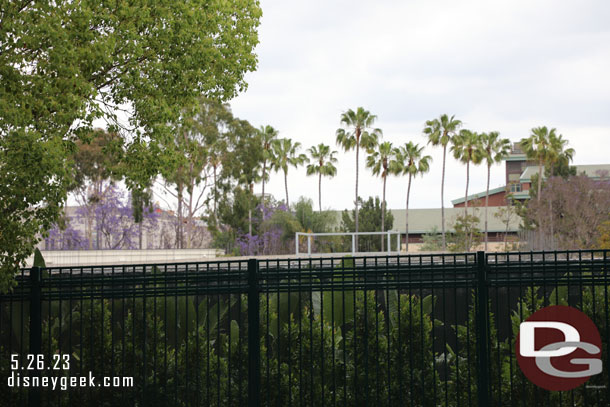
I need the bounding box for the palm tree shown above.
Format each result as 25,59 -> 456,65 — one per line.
520,126 -> 556,201
451,129 -> 483,216
423,114 -> 462,251
306,144 -> 338,212
270,138 -> 308,207
393,142 -> 431,252
366,141 -> 395,251
258,125 -> 278,208
336,107 -> 382,249
479,132 -> 511,251
548,133 -> 575,174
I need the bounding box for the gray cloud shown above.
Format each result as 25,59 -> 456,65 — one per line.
231,0 -> 610,211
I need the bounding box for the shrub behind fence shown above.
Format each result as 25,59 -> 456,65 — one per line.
1,250 -> 609,406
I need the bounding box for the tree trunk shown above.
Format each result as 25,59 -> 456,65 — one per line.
381,174 -> 386,252
262,160 -> 266,209
139,221 -> 143,250
213,165 -> 217,218
354,137 -> 360,251
465,160 -> 471,250
249,183 -> 253,236
405,173 -> 412,253
441,145 -> 447,251
284,170 -> 289,208
464,160 -> 470,216
177,184 -> 183,249
537,159 -> 543,201
504,218 -> 509,251
318,172 -> 322,212
484,163 -> 490,251
537,159 -> 543,248
95,180 -> 102,249
549,199 -> 554,250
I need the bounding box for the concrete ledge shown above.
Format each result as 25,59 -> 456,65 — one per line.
26,249 -> 224,267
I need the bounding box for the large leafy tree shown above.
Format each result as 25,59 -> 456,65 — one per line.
0,0 -> 261,290
423,114 -> 462,251
270,138 -> 308,207
258,125 -> 279,209
306,144 -> 338,212
451,129 -> 483,216
71,129 -> 123,249
336,108 -> 382,248
393,142 -> 431,252
159,99 -> 236,249
366,141 -> 396,251
479,132 -> 511,251
216,119 -> 263,238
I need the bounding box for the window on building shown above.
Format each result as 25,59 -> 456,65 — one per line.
509,183 -> 522,192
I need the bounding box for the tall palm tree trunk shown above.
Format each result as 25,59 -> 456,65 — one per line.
441,145 -> 447,251
354,142 -> 360,251
464,160 -> 470,216
537,159 -> 543,248
381,174 -> 386,252
464,161 -> 472,250
284,170 -> 289,207
405,173 -> 412,253
318,172 -> 322,212
484,163 -> 490,251
213,165 -> 217,218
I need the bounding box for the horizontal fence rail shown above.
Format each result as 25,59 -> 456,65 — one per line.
0,250 -> 608,406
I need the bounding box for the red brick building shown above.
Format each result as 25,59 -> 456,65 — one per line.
452,142 -> 610,208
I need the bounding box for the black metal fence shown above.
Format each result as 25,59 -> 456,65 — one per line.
1,250 -> 608,406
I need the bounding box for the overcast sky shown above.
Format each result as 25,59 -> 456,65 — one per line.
229,0 -> 610,211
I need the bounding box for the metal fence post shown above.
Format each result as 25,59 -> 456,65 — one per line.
475,251 -> 490,406
247,259 -> 261,407
29,267 -> 42,407
307,235 -> 311,256
387,232 -> 390,254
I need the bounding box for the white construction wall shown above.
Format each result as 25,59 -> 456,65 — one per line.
26,248 -> 224,267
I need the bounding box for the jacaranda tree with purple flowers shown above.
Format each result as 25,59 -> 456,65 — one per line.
237,201 -> 300,256
48,184 -> 159,250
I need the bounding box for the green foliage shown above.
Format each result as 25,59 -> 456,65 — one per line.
3,274 -> 609,406
0,0 -> 262,290
420,227 -> 443,251
293,197 -> 338,233
597,219 -> 610,249
448,214 -> 482,252
341,196 -> 394,252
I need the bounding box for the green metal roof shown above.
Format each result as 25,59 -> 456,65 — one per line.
511,191 -> 530,200
389,207 -> 521,234
520,164 -> 610,182
450,186 -> 507,205
505,154 -> 527,161
328,206 -> 521,234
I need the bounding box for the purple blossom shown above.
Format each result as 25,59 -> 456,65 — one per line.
237,201 -> 291,255
48,184 -> 159,250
